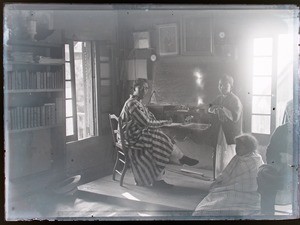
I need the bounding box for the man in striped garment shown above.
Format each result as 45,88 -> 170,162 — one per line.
119,78 -> 198,188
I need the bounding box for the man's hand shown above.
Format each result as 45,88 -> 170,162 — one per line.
216,108 -> 227,122
208,105 -> 220,113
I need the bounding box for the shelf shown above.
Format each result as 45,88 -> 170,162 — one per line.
4,61 -> 65,66
9,124 -> 63,134
6,40 -> 62,48
5,89 -> 64,94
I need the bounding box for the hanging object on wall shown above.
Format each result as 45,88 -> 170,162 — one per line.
27,11 -> 37,41
150,53 -> 157,62
133,31 -> 150,49
34,11 -> 54,41
157,23 -> 178,56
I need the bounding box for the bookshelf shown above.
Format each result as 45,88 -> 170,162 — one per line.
4,40 -> 66,179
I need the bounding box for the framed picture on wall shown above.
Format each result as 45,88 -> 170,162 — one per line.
182,15 -> 213,55
157,23 -> 178,56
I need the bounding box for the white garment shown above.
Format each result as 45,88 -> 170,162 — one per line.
215,127 -> 236,178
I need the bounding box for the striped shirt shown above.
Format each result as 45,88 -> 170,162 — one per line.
120,95 -> 173,186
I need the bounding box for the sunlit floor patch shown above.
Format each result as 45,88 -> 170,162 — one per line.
137,212 -> 151,217
106,212 -> 117,217
122,192 -> 140,201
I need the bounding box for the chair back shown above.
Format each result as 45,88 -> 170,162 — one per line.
118,116 -> 128,155
108,114 -> 128,155
109,114 -> 130,186
108,114 -> 120,147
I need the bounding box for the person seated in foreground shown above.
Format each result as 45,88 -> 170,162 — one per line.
119,78 -> 198,188
257,99 -> 293,215
192,133 -> 264,216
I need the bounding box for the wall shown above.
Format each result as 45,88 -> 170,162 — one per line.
117,10 -> 249,106
53,10 -> 118,42
66,136 -> 114,180
117,9 -> 290,134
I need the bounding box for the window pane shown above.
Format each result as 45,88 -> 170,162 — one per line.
253,57 -> 272,76
66,99 -> 73,117
252,77 -> 272,95
74,41 -> 83,53
252,96 -> 271,114
100,63 -> 110,78
65,63 -> 71,80
101,80 -> 111,86
65,81 -> 72,98
65,44 -> 70,61
66,117 -> 74,136
100,85 -> 111,96
99,46 -> 110,61
253,38 -> 273,56
251,115 -> 270,134
101,96 -> 112,112
74,41 -> 96,140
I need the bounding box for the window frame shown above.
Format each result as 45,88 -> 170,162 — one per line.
65,41 -> 99,143
251,36 -> 277,136
65,41 -> 78,142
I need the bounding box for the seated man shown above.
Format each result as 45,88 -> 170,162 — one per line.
119,78 -> 198,188
193,134 -> 263,216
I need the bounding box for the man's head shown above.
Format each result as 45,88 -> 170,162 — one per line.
235,133 -> 258,156
133,78 -> 149,99
218,75 -> 234,96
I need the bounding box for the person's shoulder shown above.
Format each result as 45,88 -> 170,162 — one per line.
229,92 -> 240,100
229,92 -> 242,105
126,97 -> 139,108
274,123 -> 289,133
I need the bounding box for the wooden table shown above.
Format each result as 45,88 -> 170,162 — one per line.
161,122 -> 211,142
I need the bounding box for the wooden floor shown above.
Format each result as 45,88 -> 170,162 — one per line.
78,166 -> 213,210
6,165 -> 213,220
6,166 -> 293,220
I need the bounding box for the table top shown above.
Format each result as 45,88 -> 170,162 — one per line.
162,122 -> 211,130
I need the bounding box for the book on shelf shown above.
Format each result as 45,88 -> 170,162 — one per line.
7,70 -> 63,91
8,102 -> 61,131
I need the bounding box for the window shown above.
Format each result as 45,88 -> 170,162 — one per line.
251,38 -> 273,134
251,36 -> 293,135
65,41 -> 98,142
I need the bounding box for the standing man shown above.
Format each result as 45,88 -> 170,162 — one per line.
207,75 -> 243,177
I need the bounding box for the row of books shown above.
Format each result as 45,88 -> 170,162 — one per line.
6,70 -> 64,90
8,98 -> 64,131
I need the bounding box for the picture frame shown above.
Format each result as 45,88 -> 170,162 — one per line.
157,23 -> 178,56
182,15 -> 213,55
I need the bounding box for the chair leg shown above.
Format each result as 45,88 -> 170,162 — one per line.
120,159 -> 128,187
112,150 -> 120,181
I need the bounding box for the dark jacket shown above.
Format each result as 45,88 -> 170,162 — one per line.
266,123 -> 292,166
209,92 -> 243,145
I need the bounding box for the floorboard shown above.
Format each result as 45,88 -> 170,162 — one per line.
77,166 -> 213,212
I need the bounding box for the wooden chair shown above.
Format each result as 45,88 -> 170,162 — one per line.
108,114 -> 129,186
